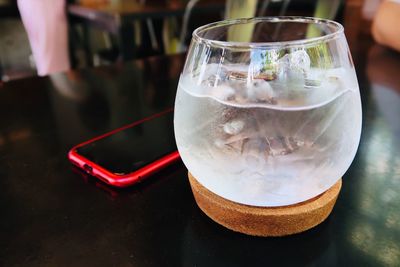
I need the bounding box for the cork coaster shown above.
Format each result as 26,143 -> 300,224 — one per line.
188,172 -> 342,237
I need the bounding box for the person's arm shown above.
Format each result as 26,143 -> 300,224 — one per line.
17,0 -> 70,76
372,0 -> 400,52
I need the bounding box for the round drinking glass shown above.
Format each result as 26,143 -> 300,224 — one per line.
174,17 -> 362,207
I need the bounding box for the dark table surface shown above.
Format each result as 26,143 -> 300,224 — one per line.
1,35 -> 400,266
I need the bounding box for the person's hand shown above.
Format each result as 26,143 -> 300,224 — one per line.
372,0 -> 400,52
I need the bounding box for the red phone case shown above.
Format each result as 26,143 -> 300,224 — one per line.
68,109 -> 180,187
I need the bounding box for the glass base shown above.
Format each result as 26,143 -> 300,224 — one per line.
188,172 -> 342,237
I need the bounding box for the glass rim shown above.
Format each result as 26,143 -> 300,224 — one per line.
192,16 -> 344,49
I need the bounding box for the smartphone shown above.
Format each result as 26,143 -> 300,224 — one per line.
68,109 -> 180,187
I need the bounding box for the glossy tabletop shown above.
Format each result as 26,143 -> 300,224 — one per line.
1,39 -> 400,267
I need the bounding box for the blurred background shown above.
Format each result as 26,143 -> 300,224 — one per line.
0,0 -> 385,81
0,2 -> 400,266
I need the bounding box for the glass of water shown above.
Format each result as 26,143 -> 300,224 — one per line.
174,17 -> 362,207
